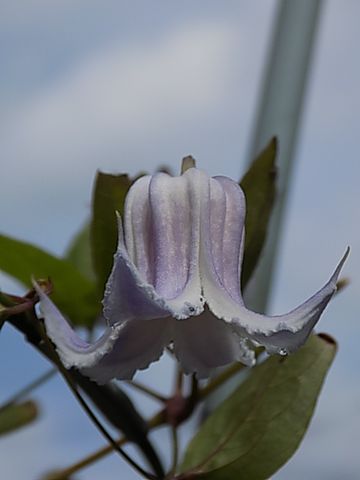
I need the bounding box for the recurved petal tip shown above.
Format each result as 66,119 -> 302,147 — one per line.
331,246 -> 350,288
32,278 -> 172,383
248,248 -> 349,355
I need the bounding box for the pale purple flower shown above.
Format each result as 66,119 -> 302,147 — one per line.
33,168 -> 348,383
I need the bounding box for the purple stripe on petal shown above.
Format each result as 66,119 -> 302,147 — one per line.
124,176 -> 155,284
104,216 -> 183,323
149,172 -> 194,299
201,176 -> 246,304
213,177 -> 246,302
104,214 -> 204,323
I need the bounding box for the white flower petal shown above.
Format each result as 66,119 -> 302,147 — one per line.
123,175 -> 154,283
103,213 -> 203,323
104,169 -> 210,323
33,280 -> 171,383
173,308 -> 255,378
203,175 -> 246,303
202,248 -> 349,355
103,216 -> 173,323
33,280 -> 121,369
81,317 -> 172,383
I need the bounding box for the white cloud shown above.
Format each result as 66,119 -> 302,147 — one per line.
1,21 -> 238,185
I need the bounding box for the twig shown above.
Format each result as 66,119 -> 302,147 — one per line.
166,426 -> 179,479
0,367 -> 57,411
126,380 -> 167,402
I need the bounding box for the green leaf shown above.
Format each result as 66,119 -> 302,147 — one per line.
240,138 -> 277,288
180,334 -> 336,480
65,222 -> 96,282
0,234 -> 99,328
91,171 -> 136,294
0,400 -> 38,436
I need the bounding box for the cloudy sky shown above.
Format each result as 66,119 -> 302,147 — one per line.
0,1 -> 359,479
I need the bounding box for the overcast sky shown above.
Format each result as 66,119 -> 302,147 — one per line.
0,1 -> 359,479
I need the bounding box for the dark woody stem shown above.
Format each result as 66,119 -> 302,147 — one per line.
175,366 -> 184,394
5,289 -> 251,479
5,292 -> 164,480
54,365 -> 244,477
38,323 -> 160,480
166,426 -> 179,479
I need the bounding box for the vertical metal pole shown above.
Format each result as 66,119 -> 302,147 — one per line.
244,0 -> 323,313
203,0 -> 323,413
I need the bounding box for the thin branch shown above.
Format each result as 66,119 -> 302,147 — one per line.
166,426 -> 179,479
190,374 -> 198,402
126,380 -> 167,402
39,326 -> 159,480
0,367 -> 57,411
47,437 -> 127,479
49,411 -> 166,479
198,363 -> 246,400
174,366 -> 184,395
47,363 -> 251,478
53,363 -> 250,480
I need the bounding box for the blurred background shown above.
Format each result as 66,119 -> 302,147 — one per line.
0,1 -> 359,478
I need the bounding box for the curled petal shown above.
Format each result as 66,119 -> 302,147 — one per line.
33,280 -> 171,382
33,280 -> 121,369
202,246 -> 349,355
173,309 -> 255,378
103,216 -> 173,324
81,318 -> 172,383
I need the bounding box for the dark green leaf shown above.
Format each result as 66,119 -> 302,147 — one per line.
65,222 -> 96,282
0,400 -> 38,436
0,234 -> 99,328
91,171 -> 136,294
240,138 -> 277,288
180,334 -> 336,480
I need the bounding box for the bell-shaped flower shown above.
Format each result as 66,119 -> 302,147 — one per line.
33,168 -> 348,383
